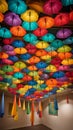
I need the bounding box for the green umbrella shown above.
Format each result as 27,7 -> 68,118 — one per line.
57,45 -> 72,52
2,65 -> 14,72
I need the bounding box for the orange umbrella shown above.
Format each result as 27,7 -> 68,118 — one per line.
10,26 -> 26,36
0,13 -> 4,22
27,56 -> 40,64
48,51 -> 57,57
0,52 -> 8,59
35,50 -> 47,57
14,48 -> 27,54
28,65 -> 37,71
46,78 -> 58,87
58,52 -> 72,60
38,16 -> 54,29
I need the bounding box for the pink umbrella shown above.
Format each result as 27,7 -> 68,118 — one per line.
43,0 -> 62,15
4,12 -> 22,26
56,29 -> 72,39
2,59 -> 13,65
6,51 -> 16,56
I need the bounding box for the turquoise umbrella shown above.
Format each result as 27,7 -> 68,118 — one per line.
13,72 -> 24,79
41,33 -> 55,42
8,0 -> 27,14
0,27 -> 12,38
45,46 -> 56,52
61,0 -> 73,6
12,40 -> 25,48
63,37 -> 73,44
51,39 -> 63,49
0,93 -> 4,117
22,21 -> 38,31
23,33 -> 37,43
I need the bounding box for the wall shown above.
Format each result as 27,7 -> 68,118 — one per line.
0,96 -> 42,130
42,93 -> 73,130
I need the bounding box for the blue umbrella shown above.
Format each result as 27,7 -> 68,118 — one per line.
51,39 -> 63,49
22,21 -> 38,31
63,37 -> 73,44
36,62 -> 47,69
28,80 -> 37,86
23,33 -> 37,43
40,84 -> 47,89
45,46 -> 56,52
53,71 -> 65,78
21,68 -> 30,73
8,55 -> 19,62
12,40 -> 25,47
2,78 -> 12,84
8,0 -> 27,14
13,72 -> 24,79
29,88 -> 36,93
41,33 -> 55,42
61,0 -> 73,6
0,93 -> 4,117
0,27 -> 12,38
20,53 -> 31,60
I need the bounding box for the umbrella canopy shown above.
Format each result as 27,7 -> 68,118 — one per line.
70,11 -> 73,21
27,56 -> 40,64
41,54 -> 51,61
6,50 -> 16,56
56,28 -> 72,39
0,13 -> 4,22
23,33 -> 37,43
36,62 -> 47,69
46,78 -> 58,87
12,40 -> 25,47
8,55 -> 19,62
62,59 -> 73,65
0,52 -> 8,59
36,41 -> 49,49
22,75 -> 32,81
38,16 -> 54,29
28,65 -> 37,71
8,0 -> 27,14
13,72 -> 24,79
46,65 -> 57,72
22,21 -> 38,31
58,52 -> 72,60
43,0 -> 62,15
0,0 -> 8,13
4,12 -> 22,26
45,46 -> 56,52
58,65 -> 70,71
61,0 -> 73,6
3,38 -> 14,45
28,80 -> 37,86
33,28 -> 48,37
20,53 -> 31,60
21,9 -> 39,22
10,26 -> 26,36
51,57 -> 62,65
14,48 -> 27,54
57,45 -> 72,52
51,39 -> 63,49
63,37 -> 73,44
2,65 -> 14,72
0,27 -> 12,38
55,13 -> 70,26
3,45 -> 14,51
53,71 -> 65,78
41,33 -> 55,42
35,50 -> 47,57
14,61 -> 26,69
2,59 -> 13,65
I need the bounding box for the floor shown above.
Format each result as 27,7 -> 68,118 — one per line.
9,124 -> 52,130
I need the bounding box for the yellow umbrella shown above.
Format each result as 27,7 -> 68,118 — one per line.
41,54 -> 51,60
62,59 -> 73,65
14,61 -> 26,69
36,41 -> 49,49
0,0 -> 8,13
46,65 -> 57,72
57,45 -> 72,52
21,9 -> 39,22
0,12 -> 4,22
27,56 -> 40,64
14,48 -> 27,54
37,80 -> 44,84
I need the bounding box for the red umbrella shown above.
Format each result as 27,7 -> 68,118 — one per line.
33,28 -> 48,37
55,13 -> 70,26
2,59 -> 13,65
3,38 -> 14,45
26,44 -> 37,54
70,11 -> 73,21
43,0 -> 62,15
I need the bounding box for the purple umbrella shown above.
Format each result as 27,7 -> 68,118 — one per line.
6,51 -> 16,55
4,12 -> 22,26
3,45 -> 14,51
57,76 -> 68,82
56,28 -> 72,39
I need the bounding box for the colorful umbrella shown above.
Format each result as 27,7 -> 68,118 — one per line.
62,59 -> 73,65
22,21 -> 38,31
0,27 -> 12,38
36,62 -> 47,69
46,65 -> 57,72
20,53 -> 31,60
38,16 -> 54,29
12,40 -> 25,47
53,71 -> 65,78
41,33 -> 55,42
14,48 -> 27,54
23,33 -> 37,43
14,61 -> 26,69
45,46 -> 56,52
61,0 -> 73,6
21,9 -> 39,22
28,80 -> 37,86
70,11 -> 73,21
2,59 -> 13,65
3,38 -> 14,45
63,37 -> 73,44
4,12 -> 22,26
27,56 -> 40,64
46,78 -> 58,87
0,52 -> 8,59
3,45 -> 14,51
28,65 -> 37,71
56,28 -> 72,39
2,65 -> 14,72
51,57 -> 62,65
36,41 -> 49,49
58,52 -> 72,60
13,72 -> 24,79
8,0 -> 27,14
35,50 -> 47,57
58,65 -> 70,71
33,28 -> 48,37
22,75 -> 32,81
51,39 -> 63,49
10,26 -> 26,36
0,13 -> 4,22
0,0 -> 8,13
6,50 -> 16,56
57,45 -> 72,52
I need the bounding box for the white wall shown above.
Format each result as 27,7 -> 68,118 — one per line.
42,94 -> 73,130
0,96 -> 42,130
